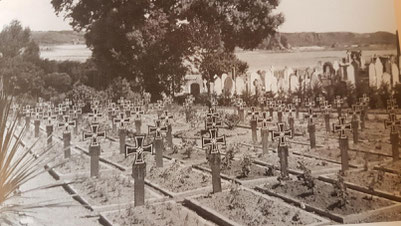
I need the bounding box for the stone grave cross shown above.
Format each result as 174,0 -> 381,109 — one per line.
248,107 -> 260,143
132,105 -> 144,134
272,123 -> 292,178
235,97 -> 245,122
114,111 -> 131,154
43,110 -> 57,146
320,100 -> 332,133
385,113 -> 401,161
292,96 -> 301,119
349,104 -> 362,144
304,107 -> 318,148
160,110 -> 174,148
333,116 -> 352,172
334,96 -> 344,116
83,123 -> 106,177
201,128 -> 226,193
359,94 -> 370,130
31,107 -> 43,138
125,135 -> 153,206
257,111 -> 272,154
58,115 -> 76,158
148,120 -> 168,167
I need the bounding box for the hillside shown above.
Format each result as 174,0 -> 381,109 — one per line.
31,30 -> 397,49
31,30 -> 85,45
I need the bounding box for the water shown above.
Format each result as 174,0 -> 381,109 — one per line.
40,44 -> 397,71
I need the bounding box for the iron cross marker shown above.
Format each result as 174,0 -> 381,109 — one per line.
385,113 -> 401,161
83,123 -> 106,177
70,105 -> 82,135
126,135 -> 153,206
258,95 -> 266,111
148,120 -> 168,167
108,102 -> 119,131
387,97 -> 398,114
286,104 -> 295,136
258,112 -> 272,154
304,107 -> 318,148
292,96 -> 301,119
58,115 -> 76,158
235,97 -> 245,122
31,108 -> 43,138
359,94 -> 369,130
248,107 -> 260,143
276,102 -> 286,123
114,112 -> 131,154
333,117 -> 352,172
272,123 -> 292,179
43,110 -> 57,146
88,108 -> 103,124
349,104 -> 362,144
23,105 -> 32,131
202,128 -> 226,193
268,99 -> 276,118
160,110 -> 174,148
334,96 -> 344,117
132,105 -> 144,134
320,101 -> 332,133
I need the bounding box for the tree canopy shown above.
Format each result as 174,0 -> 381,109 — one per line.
52,0 -> 284,98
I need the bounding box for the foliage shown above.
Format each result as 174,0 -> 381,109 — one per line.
221,144 -> 236,170
227,181 -> 242,210
223,112 -> 240,130
240,154 -> 252,178
52,0 -> 284,99
105,77 -> 140,102
296,161 -> 315,194
329,172 -> 349,210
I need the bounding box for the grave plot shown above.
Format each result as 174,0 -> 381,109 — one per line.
164,138 -> 207,164
256,176 -> 401,223
66,170 -> 163,212
319,169 -> 401,203
102,201 -> 216,226
185,184 -> 329,226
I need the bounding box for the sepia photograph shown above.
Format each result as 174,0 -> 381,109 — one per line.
0,0 -> 401,225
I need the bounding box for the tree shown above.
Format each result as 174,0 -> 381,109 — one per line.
52,0 -> 284,98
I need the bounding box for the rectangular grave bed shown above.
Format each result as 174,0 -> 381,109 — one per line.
319,169 -> 401,202
146,160 -> 212,194
196,159 -> 276,183
70,170 -> 160,211
102,201 -> 215,226
185,187 -> 328,226
256,177 -> 400,223
48,151 -> 109,179
164,145 -> 207,163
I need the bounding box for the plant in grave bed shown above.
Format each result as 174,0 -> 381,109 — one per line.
221,145 -> 235,170
223,112 -> 240,130
239,154 -> 252,178
0,94 -> 70,224
227,181 -> 243,210
296,161 -> 315,197
328,172 -> 349,210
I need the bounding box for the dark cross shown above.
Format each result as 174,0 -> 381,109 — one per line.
333,117 -> 352,139
23,105 -> 32,117
63,98 -> 73,109
272,123 -> 292,147
91,99 -> 100,110
349,104 -> 362,144
247,107 -> 259,121
58,115 -> 76,132
88,108 -> 103,124
108,102 -> 119,118
235,97 -> 245,109
57,104 -> 66,116
387,97 -> 398,114
43,110 -> 57,125
293,96 -> 301,107
206,107 -> 220,119
286,104 -> 295,117
156,100 -> 164,111
304,107 -> 318,124
125,135 -> 153,160
148,120 -> 168,140
132,105 -> 144,120
201,128 -> 226,154
317,95 -> 325,106
305,98 -> 315,109
31,108 -> 43,120
210,96 -> 218,108
114,112 -> 131,129
320,101 -> 332,115
83,123 -> 106,146
385,113 -> 401,133
350,104 -> 362,119
117,97 -> 126,107
69,105 -> 82,119
257,112 -> 272,129
160,110 -> 174,125
334,96 -> 344,108
205,116 -> 223,130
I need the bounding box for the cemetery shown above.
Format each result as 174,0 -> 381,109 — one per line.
1,0 -> 401,225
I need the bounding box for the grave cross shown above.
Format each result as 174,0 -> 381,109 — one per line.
23,105 -> 32,130
334,96 -> 344,116
258,111 -> 272,154
125,135 -> 153,161
205,115 -> 224,130
58,115 -> 76,133
126,134 -> 154,206
160,110 -> 174,147
304,98 -> 315,109
286,104 -> 295,135
385,113 -> 401,133
58,115 -> 76,158
272,123 -> 292,178
248,107 -> 260,143
385,113 -> 401,161
88,108 -> 103,124
333,117 -> 352,139
148,120 -> 168,167
108,103 -> 119,118
160,110 -> 174,125
387,98 -> 398,114
202,128 -> 226,155
117,97 -> 126,107
304,107 -> 318,148
84,123 -> 106,147
235,97 -> 245,122
349,104 -> 362,144
84,123 -> 106,177
90,99 -> 100,111
132,105 -> 144,134
293,96 -> 301,119
114,112 -> 131,129
333,116 -> 352,171
43,110 -> 57,146
63,98 -> 73,109
317,95 -> 326,106
276,102 -> 286,122
359,94 -> 370,130
258,96 -> 266,110
31,108 -> 43,138
206,107 -> 220,119
70,105 -> 82,119
320,101 -> 332,133
304,107 -> 318,124
56,104 -> 67,116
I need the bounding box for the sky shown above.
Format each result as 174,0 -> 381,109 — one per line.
0,0 -> 398,33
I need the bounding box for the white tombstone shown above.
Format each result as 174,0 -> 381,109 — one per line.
333,61 -> 340,73
283,67 -> 293,93
375,59 -> 384,88
223,76 -> 234,96
392,63 -> 400,86
368,62 -> 376,88
221,73 -> 228,86
265,67 -> 278,94
214,75 -> 222,95
347,64 -> 355,85
383,72 -> 391,86
249,72 -> 260,95
289,73 -> 299,93
235,77 -> 246,95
